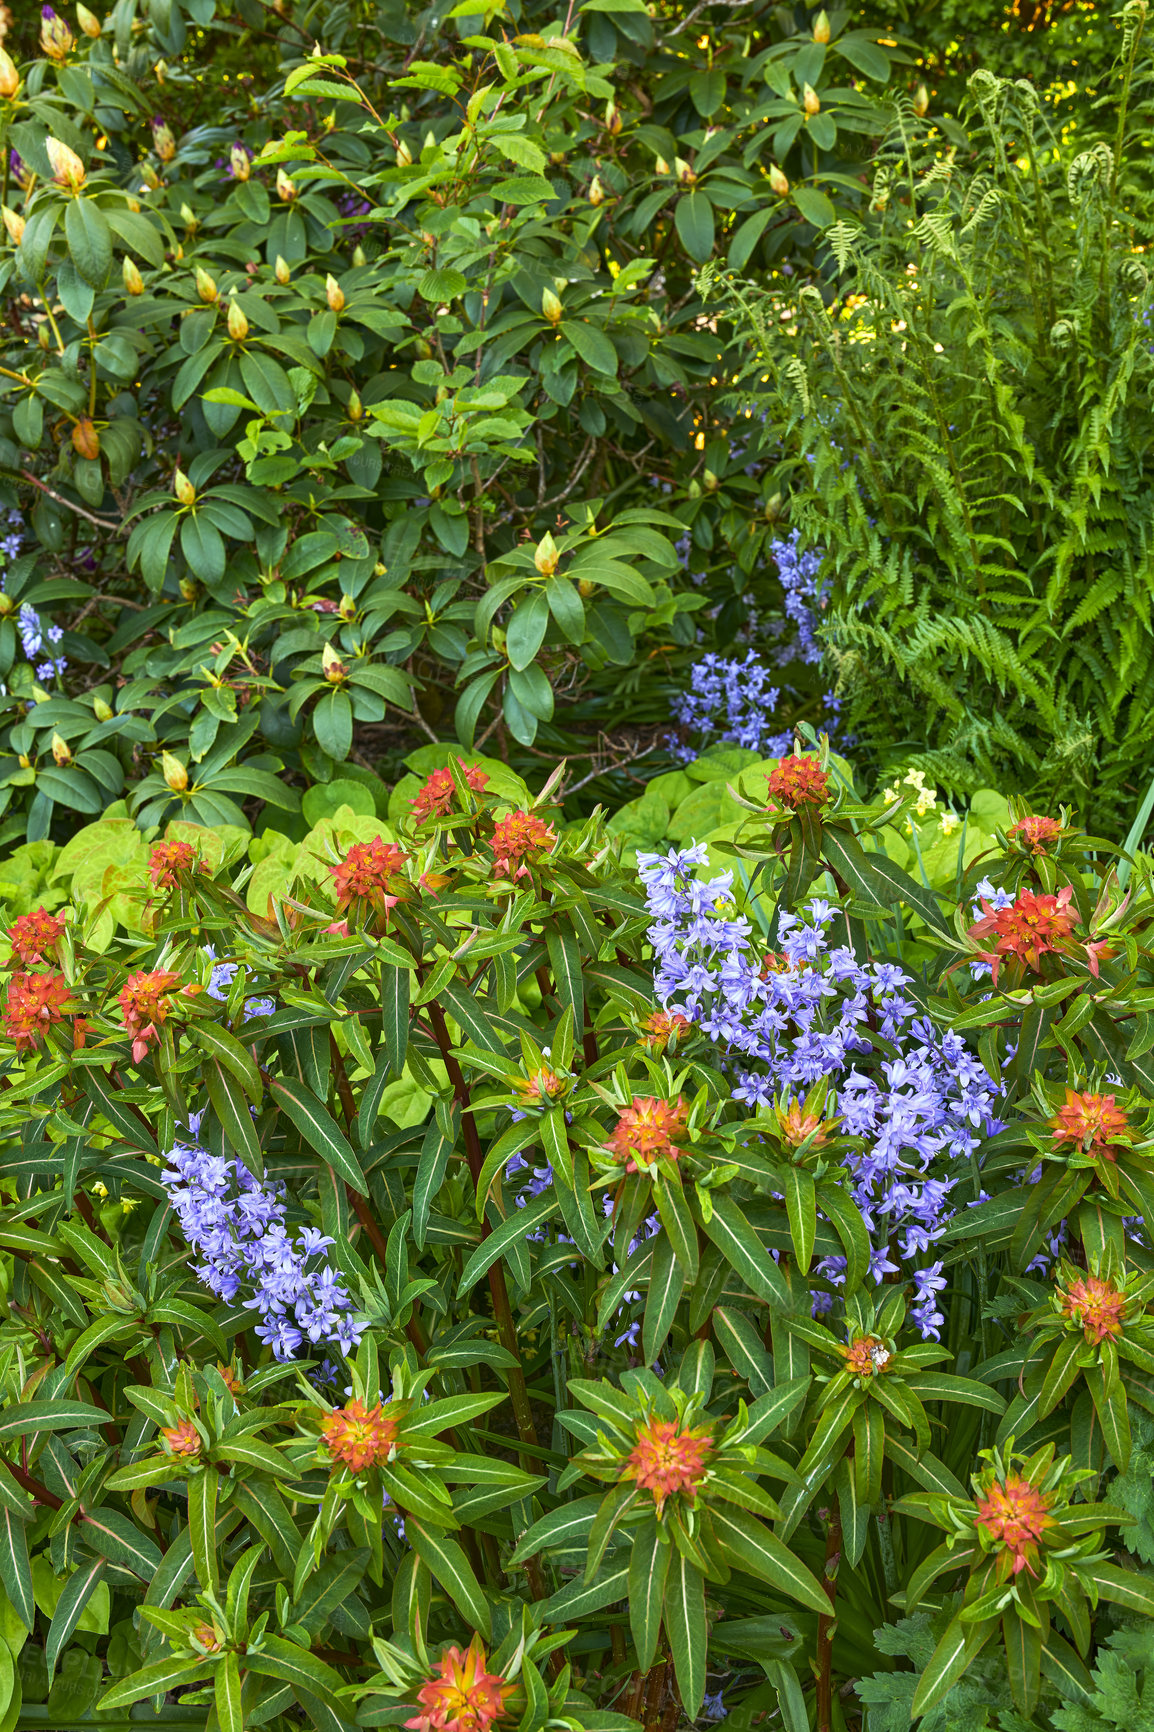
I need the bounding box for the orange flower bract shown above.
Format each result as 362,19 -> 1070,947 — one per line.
967,885 -> 1078,982
405,1635 -> 514,1732
330,838 -> 409,918
411,761 -> 490,822
4,971 -> 71,1051
490,810 -> 557,879
767,754 -> 829,810
6,907 -> 66,967
621,1416 -> 712,1517
974,1473 -> 1054,1577
1049,1089 -> 1131,1161
1060,1272 -> 1127,1343
321,1398 -> 401,1471
604,1096 -> 689,1173
1007,814 -> 1064,854
841,1334 -> 891,1378
119,969 -> 183,1062
149,840 -> 202,889
639,1009 -> 693,1052
162,1419 -> 201,1458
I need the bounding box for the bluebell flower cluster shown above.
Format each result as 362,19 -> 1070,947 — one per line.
1,516 -> 69,686
773,528 -> 825,667
638,846 -> 1003,1338
669,650 -> 793,763
162,1115 -> 364,1360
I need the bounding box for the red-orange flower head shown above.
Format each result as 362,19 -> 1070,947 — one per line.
639,1009 -> 693,1053
621,1416 -> 713,1517
1007,814 -> 1064,856
490,810 -> 557,880
974,1473 -> 1054,1577
411,761 -> 490,823
767,754 -> 829,811
405,1635 -> 514,1732
777,1099 -> 832,1149
967,884 -> 1078,982
330,838 -> 409,918
321,1399 -> 401,1472
1060,1272 -> 1128,1344
605,1096 -> 689,1174
841,1334 -> 892,1379
119,969 -> 183,1062
149,839 -> 203,890
6,907 -> 66,968
162,1419 -> 201,1458
191,1620 -> 223,1654
515,1067 -> 567,1105
1049,1089 -> 1131,1162
4,971 -> 70,1051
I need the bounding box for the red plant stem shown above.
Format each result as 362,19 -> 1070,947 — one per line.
424,999 -> 539,1452
816,1506 -> 842,1732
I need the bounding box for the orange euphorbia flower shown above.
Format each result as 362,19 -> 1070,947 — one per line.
4,971 -> 70,1051
331,838 -> 409,918
604,1096 -> 689,1173
639,1009 -> 693,1052
968,885 -> 1078,982
411,761 -> 490,822
767,755 -> 829,810
975,1473 -> 1054,1577
1049,1089 -> 1131,1161
490,810 -> 557,879
119,969 -> 183,1062
162,1419 -> 201,1457
149,840 -> 203,889
1007,814 -> 1063,855
321,1399 -> 400,1471
405,1636 -> 514,1732
6,907 -> 66,967
621,1416 -> 713,1517
841,1334 -> 892,1378
1060,1272 -> 1127,1344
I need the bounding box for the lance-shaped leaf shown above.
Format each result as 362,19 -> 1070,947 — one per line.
709,1506 -> 831,1616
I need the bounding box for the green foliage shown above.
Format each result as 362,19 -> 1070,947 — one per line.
708,6 -> 1154,825
0,0 -> 904,846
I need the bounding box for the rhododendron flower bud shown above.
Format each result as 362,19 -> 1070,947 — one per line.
769,163 -> 789,196
395,138 -> 413,166
322,641 -> 347,682
162,751 -> 188,791
0,48 -> 21,98
151,117 -> 175,162
229,144 -> 251,181
92,695 -> 113,720
122,256 -> 144,294
325,273 -> 345,311
655,155 -> 670,175
913,82 -> 930,117
541,287 -> 563,324
352,243 -> 366,267
40,7 -> 74,60
2,207 -> 24,245
76,4 -> 102,37
71,418 -> 99,459
275,167 -> 296,201
588,174 -> 605,205
605,98 -> 621,134
803,82 -> 821,115
274,254 -> 291,284
46,136 -> 85,191
812,8 -> 830,42
179,202 -> 197,228
227,297 -> 249,340
346,387 -> 363,422
534,531 -> 559,576
172,467 -> 195,504
674,156 -> 695,185
51,732 -> 72,767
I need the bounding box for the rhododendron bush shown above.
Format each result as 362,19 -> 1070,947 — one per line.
0,750 -> 1152,1731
